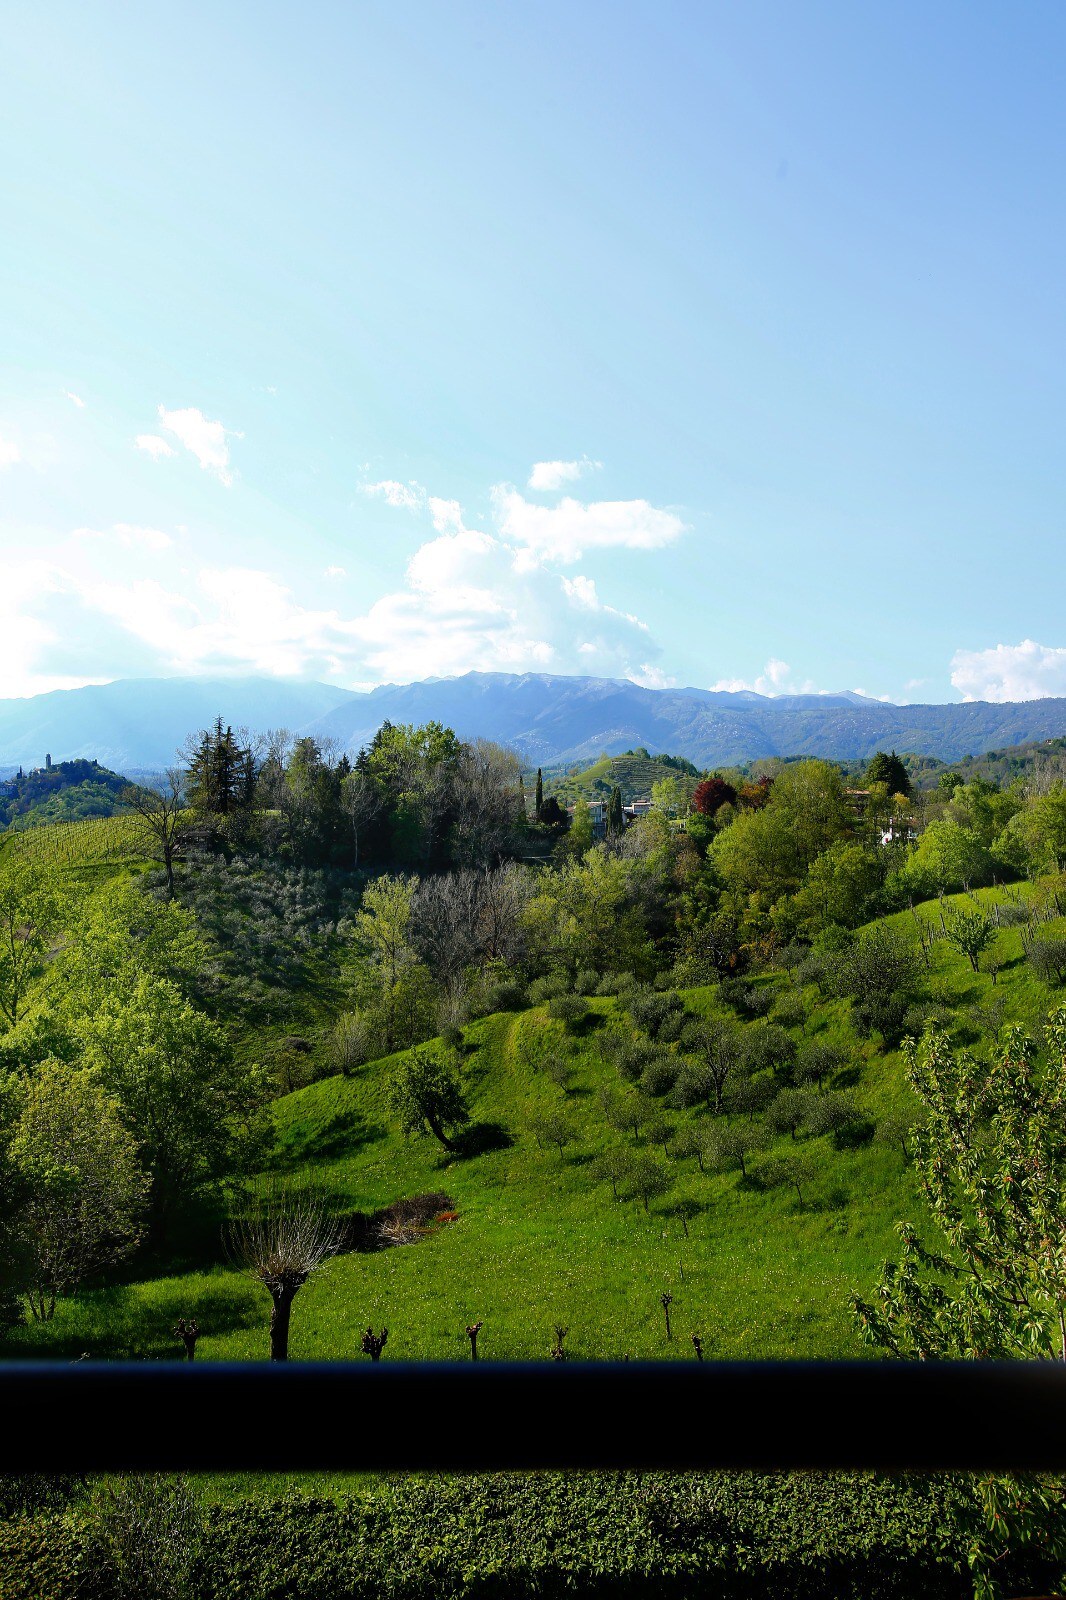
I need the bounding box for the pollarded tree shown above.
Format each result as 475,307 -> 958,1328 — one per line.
11,1063 -> 149,1321
227,1184 -> 343,1361
388,1046 -> 470,1152
853,1015 -> 1066,1597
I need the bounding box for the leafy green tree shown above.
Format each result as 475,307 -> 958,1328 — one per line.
759,1151 -> 814,1203
1028,786 -> 1066,871
865,750 -> 911,798
908,819 -> 993,893
76,972 -> 265,1236
0,858 -> 63,1029
945,908 -> 997,973
704,1123 -> 765,1179
387,1046 -> 470,1151
565,798 -> 594,855
10,1062 -> 149,1320
354,876 -> 420,1052
853,1016 -> 1066,1598
790,842 -> 882,933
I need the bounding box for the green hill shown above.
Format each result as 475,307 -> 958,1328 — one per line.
3,876 -> 1060,1370
545,749 -> 700,804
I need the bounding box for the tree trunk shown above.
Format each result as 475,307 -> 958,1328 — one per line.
270,1287 -> 296,1361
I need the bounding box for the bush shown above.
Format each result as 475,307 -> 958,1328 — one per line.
528,973 -> 571,1005
481,978 -> 526,1013
771,991 -> 807,1028
641,1054 -> 680,1097
547,994 -> 590,1032
625,989 -> 686,1038
1027,934 -> 1066,985
574,968 -> 600,995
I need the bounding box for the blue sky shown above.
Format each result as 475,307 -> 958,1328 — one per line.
2,1 -> 1065,703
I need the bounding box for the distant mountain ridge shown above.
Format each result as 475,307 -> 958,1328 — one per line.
3,671 -> 1066,771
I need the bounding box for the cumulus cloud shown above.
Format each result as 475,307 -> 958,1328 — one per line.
950,640 -> 1066,702
494,487 -> 686,568
135,433 -> 176,460
157,405 -> 238,484
65,391 -> 86,408
0,436 -> 21,470
527,456 -> 602,491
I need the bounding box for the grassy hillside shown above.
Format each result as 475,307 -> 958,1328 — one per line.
4,877 -> 1062,1372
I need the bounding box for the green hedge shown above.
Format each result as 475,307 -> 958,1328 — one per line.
0,1470 -> 1024,1600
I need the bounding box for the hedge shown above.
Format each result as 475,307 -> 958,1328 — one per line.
0,1469 -> 1044,1599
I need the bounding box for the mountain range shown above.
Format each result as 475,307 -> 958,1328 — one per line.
3,672 -> 1066,773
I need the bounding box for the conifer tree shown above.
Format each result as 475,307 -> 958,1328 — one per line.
535,768 -> 544,820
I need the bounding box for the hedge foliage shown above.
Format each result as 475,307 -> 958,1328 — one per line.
0,1470 -> 1006,1600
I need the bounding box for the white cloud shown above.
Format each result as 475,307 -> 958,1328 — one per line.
630,664 -> 677,690
157,405 -> 238,485
0,436 -> 21,470
65,391 -> 86,408
709,658 -> 819,697
363,479 -> 424,511
527,457 -> 602,491
950,639 -> 1066,702
324,565 -> 347,579
135,433 -> 176,460
494,487 -> 687,568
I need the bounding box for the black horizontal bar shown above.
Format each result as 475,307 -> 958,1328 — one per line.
5,1361 -> 1066,1473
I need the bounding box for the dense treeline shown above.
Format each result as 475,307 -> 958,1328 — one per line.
0,759 -> 128,829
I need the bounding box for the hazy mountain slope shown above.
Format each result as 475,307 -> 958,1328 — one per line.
3,671 -> 1066,769
0,677 -> 357,771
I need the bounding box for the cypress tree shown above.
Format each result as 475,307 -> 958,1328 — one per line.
535,768 -> 544,820
607,785 -> 625,836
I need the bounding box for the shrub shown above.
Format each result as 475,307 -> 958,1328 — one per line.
528,973 -> 571,1005
771,991 -> 807,1028
480,978 -> 527,1013
766,1089 -> 814,1139
625,989 -> 686,1038
641,1054 -> 680,1097
548,994 -> 590,1032
574,968 -> 600,995
1027,934 -> 1066,985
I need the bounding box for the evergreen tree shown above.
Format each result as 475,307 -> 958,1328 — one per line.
535,768 -> 544,820
607,785 -> 625,836
865,749 -> 911,797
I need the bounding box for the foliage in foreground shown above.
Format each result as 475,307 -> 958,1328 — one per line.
0,1470 -> 995,1600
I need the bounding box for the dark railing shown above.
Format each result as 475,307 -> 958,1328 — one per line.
4,1360 -> 1066,1473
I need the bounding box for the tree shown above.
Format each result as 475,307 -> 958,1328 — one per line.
120,769 -> 188,898
686,1019 -> 744,1112
564,799 -> 593,854
227,1185 -> 342,1361
624,1152 -> 671,1212
185,718 -> 254,818
339,770 -> 382,869
692,776 -> 738,818
0,858 -> 62,1029
535,768 -> 544,819
11,1063 -> 149,1320
865,750 -> 911,798
75,972 -> 265,1237
354,876 -> 419,1053
607,786 -> 625,837
704,1123 -> 765,1180
528,1106 -> 576,1155
853,1016 -> 1066,1597
590,1146 -> 631,1200
387,1046 -> 470,1151
760,1151 -> 814,1204
945,908 -> 997,973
